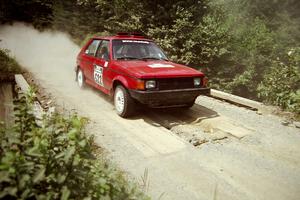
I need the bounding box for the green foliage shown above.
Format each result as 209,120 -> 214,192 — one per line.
147,7 -> 195,63
52,0 -> 109,44
218,18 -> 275,98
0,0 -> 53,29
207,0 -> 300,105
0,49 -> 22,74
258,49 -> 300,114
0,93 -> 149,200
53,0 -> 208,43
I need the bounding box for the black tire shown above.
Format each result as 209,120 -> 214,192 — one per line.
76,68 -> 86,89
114,85 -> 135,117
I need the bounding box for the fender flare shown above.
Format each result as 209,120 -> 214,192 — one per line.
111,76 -> 129,94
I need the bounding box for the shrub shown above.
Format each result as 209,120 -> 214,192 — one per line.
0,49 -> 22,74
258,48 -> 300,114
0,92 -> 149,200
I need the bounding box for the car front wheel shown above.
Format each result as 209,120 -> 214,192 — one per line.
114,85 -> 135,117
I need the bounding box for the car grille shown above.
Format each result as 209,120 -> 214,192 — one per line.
157,77 -> 195,90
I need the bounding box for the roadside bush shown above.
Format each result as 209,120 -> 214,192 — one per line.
258,49 -> 300,114
147,9 -> 228,67
0,92 -> 149,200
0,49 -> 22,74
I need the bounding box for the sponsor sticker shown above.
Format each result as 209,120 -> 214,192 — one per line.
94,65 -> 103,86
148,63 -> 175,68
122,40 -> 149,44
104,61 -> 108,67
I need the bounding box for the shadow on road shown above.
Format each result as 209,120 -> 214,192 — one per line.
134,103 -> 219,129
88,86 -> 219,129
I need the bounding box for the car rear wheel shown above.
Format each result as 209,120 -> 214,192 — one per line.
114,85 -> 135,117
77,68 -> 85,89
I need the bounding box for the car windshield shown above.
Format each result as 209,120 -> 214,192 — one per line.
112,39 -> 168,61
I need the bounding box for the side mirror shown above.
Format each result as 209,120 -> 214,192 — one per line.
85,49 -> 89,54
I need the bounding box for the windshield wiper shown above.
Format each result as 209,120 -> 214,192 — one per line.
117,56 -> 139,60
140,57 -> 169,61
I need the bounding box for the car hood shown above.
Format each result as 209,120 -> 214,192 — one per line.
113,60 -> 204,79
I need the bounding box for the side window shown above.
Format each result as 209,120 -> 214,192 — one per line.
96,40 -> 110,60
85,40 -> 100,56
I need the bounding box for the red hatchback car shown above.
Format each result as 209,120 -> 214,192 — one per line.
76,33 -> 210,117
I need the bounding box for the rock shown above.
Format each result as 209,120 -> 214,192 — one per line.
190,138 -> 208,146
47,100 -> 52,105
293,121 -> 300,129
190,139 -> 198,146
281,120 -> 290,126
47,107 -> 56,116
256,110 -> 262,115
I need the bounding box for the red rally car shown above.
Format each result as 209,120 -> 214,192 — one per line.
76,33 -> 210,117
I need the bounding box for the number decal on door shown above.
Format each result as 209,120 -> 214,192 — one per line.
94,65 -> 103,86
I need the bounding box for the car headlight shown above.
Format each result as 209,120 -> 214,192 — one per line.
145,80 -> 156,89
194,78 -> 201,86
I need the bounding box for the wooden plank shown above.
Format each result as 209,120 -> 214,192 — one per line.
0,83 -> 14,127
198,117 -> 254,138
210,89 -> 264,110
15,74 -> 31,93
15,74 -> 44,122
208,89 -> 278,114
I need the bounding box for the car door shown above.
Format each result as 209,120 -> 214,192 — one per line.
93,40 -> 110,89
81,39 -> 101,81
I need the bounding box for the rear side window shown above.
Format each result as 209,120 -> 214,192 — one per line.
85,40 -> 100,56
96,40 -> 110,60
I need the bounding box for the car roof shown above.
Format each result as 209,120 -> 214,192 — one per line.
93,34 -> 153,41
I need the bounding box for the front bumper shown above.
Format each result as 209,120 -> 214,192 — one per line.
129,88 -> 210,107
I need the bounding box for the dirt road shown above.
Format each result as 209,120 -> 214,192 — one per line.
1,23 -> 300,200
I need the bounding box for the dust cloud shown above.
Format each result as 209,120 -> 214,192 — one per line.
0,23 -> 79,76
